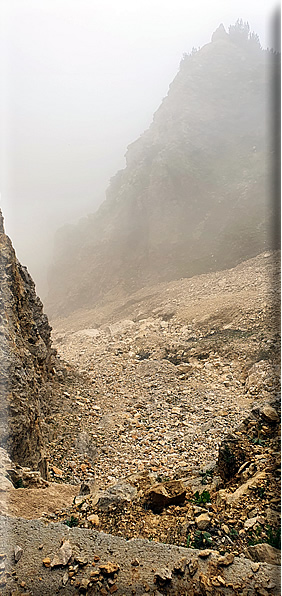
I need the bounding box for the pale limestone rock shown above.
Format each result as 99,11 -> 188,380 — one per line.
196,513 -> 210,530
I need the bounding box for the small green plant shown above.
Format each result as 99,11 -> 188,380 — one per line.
247,524 -> 281,548
15,478 -> 24,489
230,527 -> 239,539
255,486 -> 265,499
156,475 -> 170,483
192,490 -> 211,505
199,469 -> 213,485
266,525 -> 281,549
190,530 -> 213,549
64,516 -> 79,527
251,437 -> 266,446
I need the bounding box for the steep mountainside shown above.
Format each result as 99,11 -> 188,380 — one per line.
47,24 -> 279,316
0,210 -> 55,474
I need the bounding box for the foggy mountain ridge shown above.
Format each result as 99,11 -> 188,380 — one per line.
47,23 -> 279,318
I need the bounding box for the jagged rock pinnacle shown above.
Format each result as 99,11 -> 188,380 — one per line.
211,23 -> 228,42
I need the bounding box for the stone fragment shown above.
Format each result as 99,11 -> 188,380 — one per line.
97,482 -> 137,510
217,553 -> 234,566
145,479 -> 186,511
177,364 -> 192,374
79,578 -> 90,592
218,470 -> 266,505
196,513 -> 210,530
50,540 -> 72,567
14,546 -> 23,562
52,466 -> 63,476
42,558 -> 51,568
266,508 -> 280,526
173,557 -> 187,573
74,554 -> 89,566
90,569 -> 100,578
251,562 -> 260,572
62,571 -> 69,586
198,550 -> 212,558
246,543 -> 281,565
88,514 -> 99,526
131,558 -> 140,566
261,405 -> 278,423
154,567 -> 172,583
244,516 -> 259,531
99,562 -> 120,575
188,558 -> 198,576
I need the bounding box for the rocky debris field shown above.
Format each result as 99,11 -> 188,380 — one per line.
47,252 -> 280,492
0,251 -> 280,594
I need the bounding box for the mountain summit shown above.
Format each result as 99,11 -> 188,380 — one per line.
47,22 -> 279,317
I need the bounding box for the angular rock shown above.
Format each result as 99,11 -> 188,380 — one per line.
217,552 -> 234,566
97,482 -> 137,510
14,545 -> 23,562
88,514 -> 99,527
145,479 -> 186,512
154,567 -> 172,583
188,557 -> 198,576
261,405 -> 279,424
50,540 -> 72,567
196,513 -> 210,530
79,578 -> 90,593
217,470 -> 266,505
173,557 -> 187,574
99,562 -> 120,575
246,543 -> 281,565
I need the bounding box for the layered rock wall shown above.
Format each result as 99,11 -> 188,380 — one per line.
0,210 -> 55,475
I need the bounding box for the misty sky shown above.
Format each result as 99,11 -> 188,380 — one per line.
0,0 -> 279,296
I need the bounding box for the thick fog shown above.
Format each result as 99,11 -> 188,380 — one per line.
0,0 -> 279,297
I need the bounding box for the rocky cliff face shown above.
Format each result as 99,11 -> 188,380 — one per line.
0,210 -> 55,475
47,24 -> 280,317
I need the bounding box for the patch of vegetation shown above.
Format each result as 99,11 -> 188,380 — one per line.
251,437 -> 267,446
156,475 -> 171,483
14,478 -> 24,489
266,525 -> 281,549
230,527 -> 239,539
192,490 -> 211,505
188,530 -> 213,549
247,525 -> 281,549
64,516 -> 79,527
199,469 -> 214,485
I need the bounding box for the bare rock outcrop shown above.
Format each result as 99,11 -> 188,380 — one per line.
47,26 -> 279,317
0,210 -> 55,475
